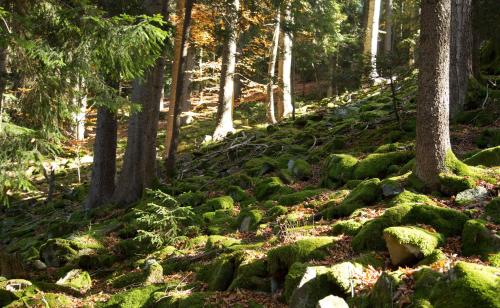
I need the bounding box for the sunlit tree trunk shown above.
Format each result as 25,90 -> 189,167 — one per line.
113,0 -> 169,205
277,1 -> 293,120
449,0 -> 472,119
363,0 -> 382,81
212,0 -> 239,141
180,45 -> 195,125
266,8 -> 280,124
384,0 -> 393,54
86,105 -> 117,209
164,0 -> 193,178
416,0 -> 452,189
73,78 -> 87,141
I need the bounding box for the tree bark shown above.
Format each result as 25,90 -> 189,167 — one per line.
164,0 -> 193,178
85,106 -> 117,209
363,0 -> 382,81
449,0 -> 472,119
384,0 -> 393,54
277,1 -> 293,120
113,0 -> 169,205
212,0 -> 239,141
73,78 -> 87,141
180,44 -> 195,125
266,8 -> 280,124
416,0 -> 452,189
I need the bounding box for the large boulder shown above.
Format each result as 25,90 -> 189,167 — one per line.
353,151 -> 414,180
39,239 -> 79,268
464,146 -> 500,167
383,226 -> 444,265
461,219 -> 500,259
325,154 -> 358,184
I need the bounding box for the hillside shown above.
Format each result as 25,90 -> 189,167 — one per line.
1,75 -> 499,307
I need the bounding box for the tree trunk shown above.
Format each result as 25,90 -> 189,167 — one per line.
180,44 -> 195,125
266,8 -> 280,124
164,0 -> 194,178
363,0 -> 382,81
384,0 -> 393,54
113,0 -> 169,205
416,0 -> 452,189
85,106 -> 117,209
73,78 -> 87,141
449,0 -> 472,119
212,0 -> 239,141
165,0 -> 186,157
277,1 -> 293,120
0,46 -> 7,120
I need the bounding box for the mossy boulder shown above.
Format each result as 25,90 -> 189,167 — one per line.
6,292 -> 73,308
202,210 -> 236,235
475,128 -> 500,148
464,146 -> 500,167
439,174 -> 476,196
368,270 -> 405,307
267,205 -> 288,218
484,197 -> 500,224
331,219 -> 363,236
383,226 -> 444,265
202,196 -> 234,212
98,285 -> 165,307
353,151 -> 414,180
228,258 -> 270,292
461,219 -> 500,258
197,252 -> 243,291
227,186 -> 249,202
417,249 -> 447,266
56,269 -> 92,293
205,235 -> 242,251
324,178 -> 382,218
109,259 -> 163,288
276,189 -> 324,206
39,238 -> 79,267
255,177 -> 285,200
325,154 -> 358,183
413,262 -> 500,307
288,159 -> 312,180
267,237 -> 336,278
154,291 -> 212,308
237,209 -> 263,232
244,156 -> 278,176
177,191 -> 206,207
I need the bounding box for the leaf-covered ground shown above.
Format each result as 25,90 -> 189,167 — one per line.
1,74 -> 499,307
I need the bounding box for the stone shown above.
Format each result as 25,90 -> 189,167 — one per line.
56,269 -> 92,293
316,295 -> 349,308
455,186 -> 489,205
382,182 -> 404,197
239,216 -> 252,232
143,259 -> 163,285
32,260 -> 47,270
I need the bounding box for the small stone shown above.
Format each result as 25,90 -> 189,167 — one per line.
33,260 -> 47,270
143,259 -> 163,285
239,216 -> 252,232
455,186 -> 489,205
382,182 -> 404,197
317,295 -> 349,308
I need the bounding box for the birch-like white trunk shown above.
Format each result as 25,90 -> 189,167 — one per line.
277,1 -> 293,119
363,0 -> 382,80
266,9 -> 280,124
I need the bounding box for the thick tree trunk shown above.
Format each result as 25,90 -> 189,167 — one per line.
165,0 -> 186,155
449,0 -> 472,119
384,0 -> 393,54
113,0 -> 169,205
164,0 -> 193,178
85,106 -> 117,209
212,0 -> 239,141
180,45 -> 195,125
277,1 -> 293,120
266,9 -> 280,124
416,0 -> 452,189
363,0 -> 382,81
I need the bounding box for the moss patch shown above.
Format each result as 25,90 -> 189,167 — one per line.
464,146 -> 500,167
325,154 -> 358,184
325,178 -> 381,218
353,151 -> 414,180
462,219 -> 500,258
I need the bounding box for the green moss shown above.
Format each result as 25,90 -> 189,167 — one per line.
155,291 -> 213,308
267,205 -> 288,218
354,151 -> 414,180
205,235 -> 241,251
288,159 -> 312,180
331,219 -> 363,236
203,196 -> 234,211
229,258 -> 269,292
197,252 -> 243,291
462,219 -> 500,258
439,173 -> 476,195
375,143 -> 414,153
475,128 -> 500,148
464,146 -> 500,167
227,186 -> 249,202
384,226 -> 444,257
7,293 -> 73,308
283,262 -> 308,302
177,191 -> 206,207
368,270 -> 405,307
403,204 -> 468,236
388,190 -> 435,207
254,177 -> 285,200
39,238 -> 79,267
325,178 -> 381,218
484,197 -> 500,224
109,260 -> 164,289
325,154 -> 358,183
277,189 -> 324,206
56,269 -> 92,293
98,285 -> 165,307
267,237 -> 336,277
417,249 -> 446,266
236,209 -> 263,231
346,180 -> 363,189
244,156 -> 278,176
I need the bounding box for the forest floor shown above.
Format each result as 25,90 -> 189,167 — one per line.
0,73 -> 499,307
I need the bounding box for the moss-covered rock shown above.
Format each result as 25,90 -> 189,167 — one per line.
244,156 -> 278,176
413,262 -> 500,307
325,154 -> 358,183
267,205 -> 288,218
177,191 -> 206,207
255,177 -> 285,200
267,237 -> 336,278
383,226 -> 444,265
484,197 -> 500,224
277,189 -> 324,206
462,219 -> 500,258
439,174 -> 476,196
324,178 -> 381,218
98,285 -> 165,307
331,219 -> 363,236
368,270 -> 405,307
202,210 -> 236,235
353,151 -> 414,180
289,159 -> 312,180
464,146 -> 500,167
417,249 -> 446,266
197,252 -> 243,291
237,209 -> 263,232
56,269 -> 92,293
155,291 -> 213,308
227,186 -> 249,202
228,258 -> 270,292
205,235 -> 241,251
202,196 -> 234,211
6,292 -> 73,308
39,238 -> 79,268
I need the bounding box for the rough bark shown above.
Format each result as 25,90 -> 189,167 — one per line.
363,0 -> 382,80
164,0 -> 193,178
277,1 -> 293,120
165,0 -> 186,154
113,0 -> 169,205
212,0 -> 239,141
85,106 -> 117,209
416,0 -> 452,189
266,8 -> 280,124
384,0 -> 393,54
180,44 -> 195,125
449,0 -> 472,119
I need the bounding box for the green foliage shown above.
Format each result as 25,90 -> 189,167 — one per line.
134,190 -> 194,249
